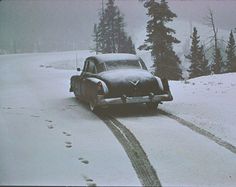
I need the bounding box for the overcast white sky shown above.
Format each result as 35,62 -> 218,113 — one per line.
0,0 -> 235,53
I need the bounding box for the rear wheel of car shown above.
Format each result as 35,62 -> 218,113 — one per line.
146,102 -> 158,111
89,100 -> 98,112
73,91 -> 80,100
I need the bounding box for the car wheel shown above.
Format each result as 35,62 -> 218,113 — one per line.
73,91 -> 80,99
89,100 -> 98,112
146,102 -> 158,111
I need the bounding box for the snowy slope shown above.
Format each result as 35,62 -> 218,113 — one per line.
161,73 -> 236,146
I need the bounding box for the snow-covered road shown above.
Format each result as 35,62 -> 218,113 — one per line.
110,106 -> 236,186
1,52 -> 236,186
0,53 -> 139,186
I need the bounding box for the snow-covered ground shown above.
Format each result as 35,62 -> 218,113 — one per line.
162,73 -> 236,146
0,51 -> 139,186
1,51 -> 236,186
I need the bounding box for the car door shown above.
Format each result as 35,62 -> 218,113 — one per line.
72,59 -> 88,99
81,59 -> 97,100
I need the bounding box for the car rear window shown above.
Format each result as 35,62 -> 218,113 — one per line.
102,60 -> 143,71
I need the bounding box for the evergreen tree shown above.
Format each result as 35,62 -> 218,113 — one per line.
95,13 -> 106,53
225,30 -> 236,72
139,0 -> 182,80
186,27 -> 202,78
127,36 -> 136,54
199,45 -> 210,75
186,27 -> 209,78
212,47 -> 223,74
104,0 -> 116,53
93,0 -> 136,54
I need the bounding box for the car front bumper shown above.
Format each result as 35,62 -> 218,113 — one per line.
96,91 -> 173,106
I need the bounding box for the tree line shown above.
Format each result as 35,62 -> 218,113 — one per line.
93,0 -> 236,80
186,13 -> 236,78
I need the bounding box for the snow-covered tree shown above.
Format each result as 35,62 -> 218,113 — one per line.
186,27 -> 202,78
199,45 -> 210,76
212,47 -> 223,74
139,0 -> 182,80
225,30 -> 236,72
186,27 -> 209,78
93,0 -> 135,54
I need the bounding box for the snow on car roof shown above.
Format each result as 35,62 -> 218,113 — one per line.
90,53 -> 139,63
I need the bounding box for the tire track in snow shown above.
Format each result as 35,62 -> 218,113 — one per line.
158,109 -> 236,155
96,112 -> 162,187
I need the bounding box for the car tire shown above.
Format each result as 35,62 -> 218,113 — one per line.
89,100 -> 98,112
73,91 -> 80,100
146,102 -> 158,111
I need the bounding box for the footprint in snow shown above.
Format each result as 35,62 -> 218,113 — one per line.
63,131 -> 71,136
83,175 -> 96,187
31,115 -> 40,118
65,144 -> 72,148
47,125 -> 54,129
2,107 -> 12,110
79,157 -> 89,164
65,141 -> 72,148
87,182 -> 96,186
82,160 -> 89,164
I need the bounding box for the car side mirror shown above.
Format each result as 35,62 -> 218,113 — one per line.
77,68 -> 81,71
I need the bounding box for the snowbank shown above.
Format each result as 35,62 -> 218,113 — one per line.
161,73 -> 236,146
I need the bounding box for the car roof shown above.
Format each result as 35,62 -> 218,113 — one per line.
88,53 -> 139,63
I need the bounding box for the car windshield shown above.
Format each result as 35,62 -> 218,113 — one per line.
97,59 -> 147,73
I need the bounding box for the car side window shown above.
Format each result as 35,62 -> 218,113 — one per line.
97,63 -> 106,73
83,60 -> 89,72
139,58 -> 148,70
86,60 -> 97,74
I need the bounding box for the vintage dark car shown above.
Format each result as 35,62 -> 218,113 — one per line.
70,53 -> 173,111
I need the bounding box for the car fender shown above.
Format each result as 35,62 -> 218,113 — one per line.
154,76 -> 164,91
87,77 -> 109,95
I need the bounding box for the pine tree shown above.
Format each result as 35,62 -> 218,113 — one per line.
104,0 -> 116,53
127,36 -> 136,54
225,30 -> 236,72
199,45 -> 210,76
212,47 -> 223,74
186,27 -> 202,78
93,24 -> 99,54
139,0 -> 182,80
93,0 -> 135,54
95,12 -> 106,53
186,27 -> 210,78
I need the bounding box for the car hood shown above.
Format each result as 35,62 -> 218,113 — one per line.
97,69 -> 161,97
